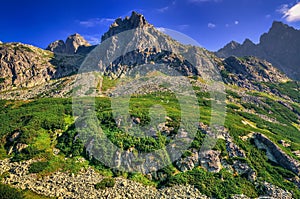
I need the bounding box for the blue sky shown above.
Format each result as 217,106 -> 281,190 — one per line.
1,0 -> 300,51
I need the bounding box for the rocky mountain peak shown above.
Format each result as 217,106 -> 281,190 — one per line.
226,41 -> 241,50
65,33 -> 91,54
101,11 -> 152,42
216,21 -> 300,80
46,33 -> 91,54
270,21 -> 291,32
242,38 -> 255,47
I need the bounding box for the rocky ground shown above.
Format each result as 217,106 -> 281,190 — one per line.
0,158 -> 294,199
0,158 -> 208,199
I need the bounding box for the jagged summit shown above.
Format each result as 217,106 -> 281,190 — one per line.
101,11 -> 152,42
46,33 -> 91,54
216,21 -> 300,80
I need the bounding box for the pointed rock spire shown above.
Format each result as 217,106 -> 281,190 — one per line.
101,11 -> 152,42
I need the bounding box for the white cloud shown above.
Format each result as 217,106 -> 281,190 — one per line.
156,27 -> 167,33
79,18 -> 115,28
157,6 -> 169,13
280,3 -> 300,22
82,34 -> 102,45
277,4 -> 290,15
234,20 -> 239,25
208,23 -> 216,29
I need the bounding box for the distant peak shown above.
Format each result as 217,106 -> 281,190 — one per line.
101,11 -> 152,42
242,38 -> 255,46
270,21 -> 294,32
46,33 -> 90,54
225,41 -> 241,49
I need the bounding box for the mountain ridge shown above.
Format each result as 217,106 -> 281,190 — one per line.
216,21 -> 300,80
0,12 -> 300,199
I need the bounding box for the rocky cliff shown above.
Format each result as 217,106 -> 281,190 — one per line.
101,11 -> 152,42
0,43 -> 55,91
216,21 -> 300,80
46,33 -> 91,54
220,56 -> 289,90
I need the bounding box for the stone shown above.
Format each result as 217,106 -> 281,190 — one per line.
226,142 -> 246,158
175,150 -> 199,172
15,143 -> 28,152
8,131 -> 21,142
255,133 -> 300,176
278,140 -> 291,148
199,150 -> 222,173
259,182 -> 293,199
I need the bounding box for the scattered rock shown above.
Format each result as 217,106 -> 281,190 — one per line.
176,150 -> 199,172
278,140 -> 291,148
259,182 -> 293,199
226,142 -> 246,158
199,150 -> 222,173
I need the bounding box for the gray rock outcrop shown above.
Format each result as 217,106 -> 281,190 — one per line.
101,11 -> 152,42
254,133 -> 300,176
46,33 -> 91,54
217,21 -> 300,80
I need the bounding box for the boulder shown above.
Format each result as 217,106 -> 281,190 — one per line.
199,150 -> 222,173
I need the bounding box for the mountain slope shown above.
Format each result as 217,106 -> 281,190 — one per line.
217,21 -> 300,80
0,12 -> 300,199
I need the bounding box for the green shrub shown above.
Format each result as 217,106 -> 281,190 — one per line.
94,178 -> 115,190
28,161 -> 49,173
0,183 -> 23,199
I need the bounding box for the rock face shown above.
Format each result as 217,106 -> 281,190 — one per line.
0,43 -> 55,91
46,40 -> 65,53
0,42 -> 85,93
254,133 -> 300,176
101,11 -> 152,42
217,21 -> 300,80
46,33 -> 91,54
259,182 -> 293,199
221,56 -> 289,91
199,150 -> 222,173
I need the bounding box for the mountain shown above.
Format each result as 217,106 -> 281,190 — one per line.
0,12 -> 300,199
217,21 -> 300,80
46,33 -> 91,54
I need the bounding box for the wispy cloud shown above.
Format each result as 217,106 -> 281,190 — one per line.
177,24 -> 190,30
277,4 -> 290,15
157,6 -> 169,13
208,23 -> 216,29
82,34 -> 102,45
265,14 -> 271,19
79,18 -> 115,28
278,3 -> 300,22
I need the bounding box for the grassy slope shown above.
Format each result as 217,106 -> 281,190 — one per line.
0,79 -> 299,198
